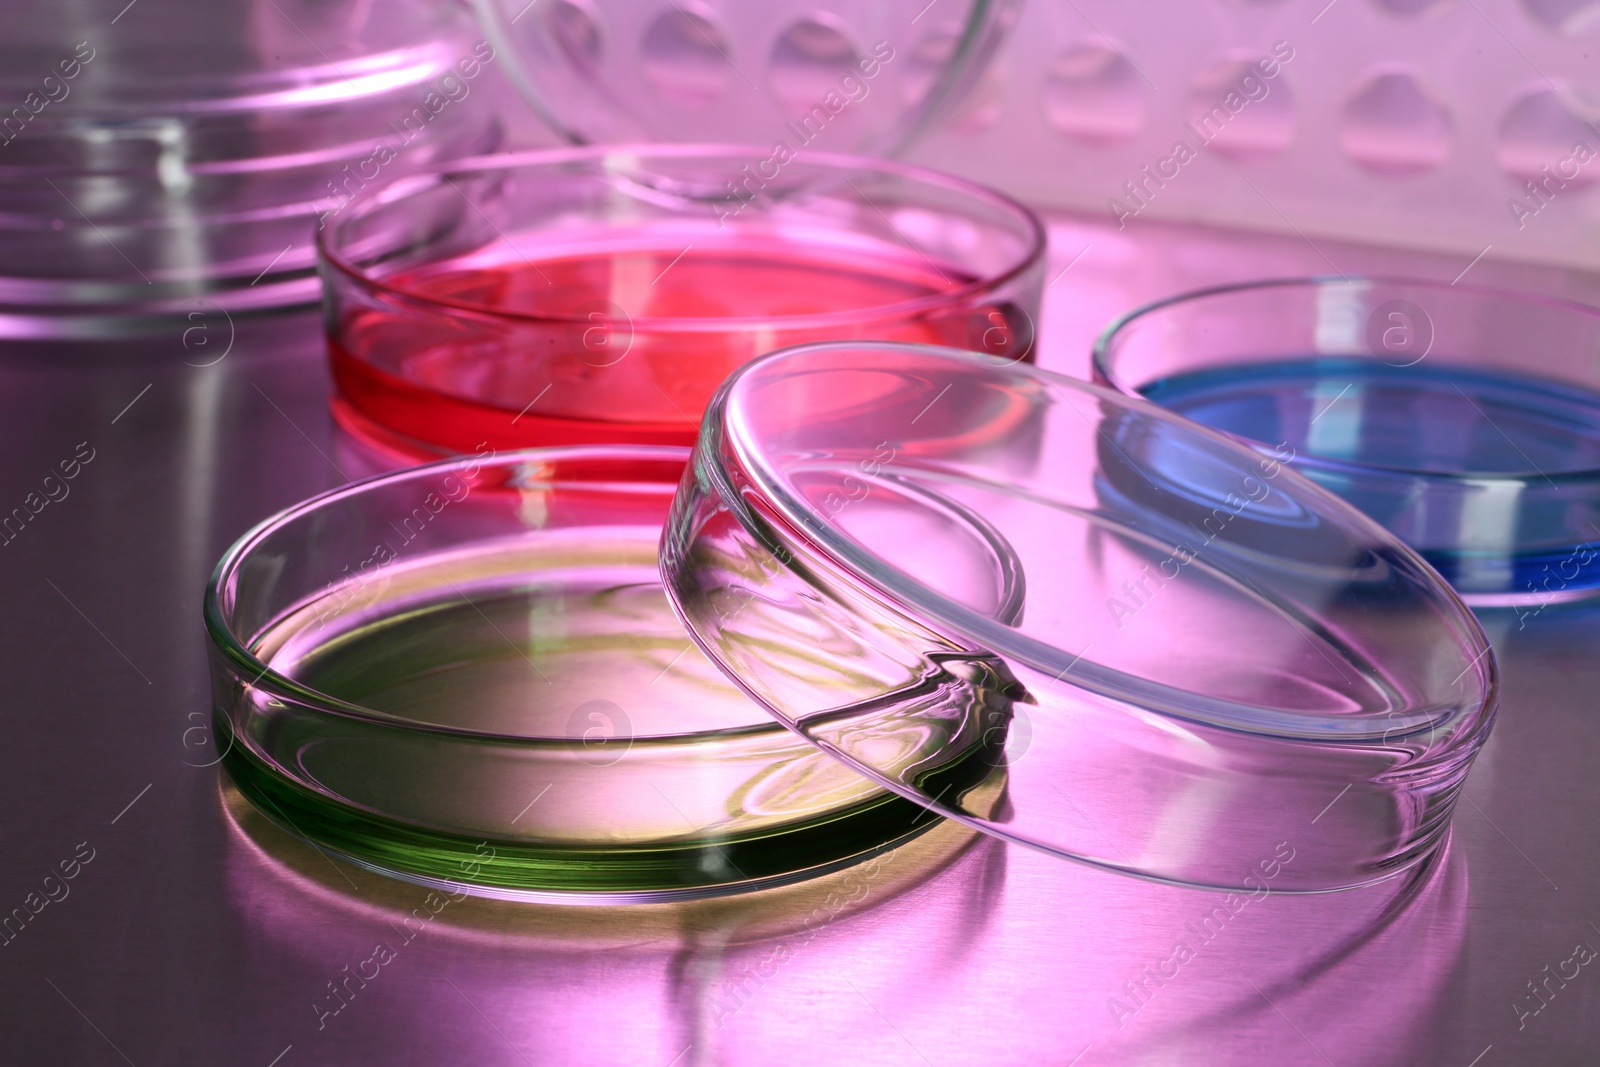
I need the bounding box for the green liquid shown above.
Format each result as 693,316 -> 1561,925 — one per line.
222,530 -> 972,899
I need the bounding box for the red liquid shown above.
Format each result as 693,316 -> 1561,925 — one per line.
330,241 -> 1031,460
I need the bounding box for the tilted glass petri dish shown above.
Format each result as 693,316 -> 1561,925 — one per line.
469,0 -> 1020,158
1094,277 -> 1600,606
316,146 -> 1044,463
204,446 -> 1011,901
662,341 -> 1498,892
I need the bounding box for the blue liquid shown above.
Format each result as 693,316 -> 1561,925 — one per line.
1140,358 -> 1600,599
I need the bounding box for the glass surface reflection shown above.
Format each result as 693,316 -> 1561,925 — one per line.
222,776 -> 1466,1065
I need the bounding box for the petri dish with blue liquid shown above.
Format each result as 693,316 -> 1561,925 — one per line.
1094,277 -> 1600,605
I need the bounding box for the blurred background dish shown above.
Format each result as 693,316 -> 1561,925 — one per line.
0,0 -> 502,339
471,0 -> 1021,156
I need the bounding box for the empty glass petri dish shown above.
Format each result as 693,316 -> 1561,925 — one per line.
470,0 -> 1021,157
316,145 -> 1044,463
1094,278 -> 1600,606
662,341 -> 1498,892
0,0 -> 500,338
204,446 -> 974,902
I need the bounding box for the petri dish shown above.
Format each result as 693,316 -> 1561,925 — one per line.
316,145 -> 1045,463
469,0 -> 1021,158
662,340 -> 1498,892
204,445 -> 994,902
0,0 -> 500,338
1093,277 -> 1600,605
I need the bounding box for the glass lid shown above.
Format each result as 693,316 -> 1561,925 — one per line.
662,341 -> 1498,892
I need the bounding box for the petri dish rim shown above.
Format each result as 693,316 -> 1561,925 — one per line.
204,442 -> 977,901
692,340 -> 1497,745
314,143 -> 1048,335
1091,273 -> 1600,486
204,443 -> 792,746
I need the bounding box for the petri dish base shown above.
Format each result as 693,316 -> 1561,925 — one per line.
205,447 -> 965,902
317,147 -> 1045,462
1139,356 -> 1600,600
1095,278 -> 1600,605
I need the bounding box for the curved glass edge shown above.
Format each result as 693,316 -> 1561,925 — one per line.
468,0 -> 1021,158
716,343 -> 1497,738
660,341 -> 1500,894
314,143 -> 1048,333
1091,276 -> 1600,606
218,714 -> 945,902
1089,274 -> 1600,486
203,445 -> 692,732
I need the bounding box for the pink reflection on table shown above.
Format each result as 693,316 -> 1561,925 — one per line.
222,777 -> 1465,1065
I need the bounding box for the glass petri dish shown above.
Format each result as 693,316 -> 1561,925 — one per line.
1093,277 -> 1600,606
204,445 -> 991,902
0,0 -> 500,338
316,145 -> 1045,463
469,0 -> 1021,158
662,341 -> 1498,892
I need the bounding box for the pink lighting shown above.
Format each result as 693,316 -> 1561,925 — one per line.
11,2 -> 1600,1064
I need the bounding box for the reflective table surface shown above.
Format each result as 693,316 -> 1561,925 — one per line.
3,213 -> 1598,1065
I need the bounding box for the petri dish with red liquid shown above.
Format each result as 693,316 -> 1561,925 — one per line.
316,145 -> 1046,463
